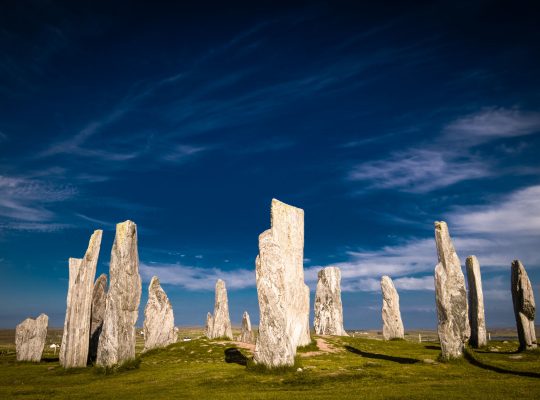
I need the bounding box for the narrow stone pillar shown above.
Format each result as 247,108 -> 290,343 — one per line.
60,230 -> 102,368
208,279 -> 233,339
434,221 -> 470,360
96,220 -> 141,367
511,260 -> 537,350
466,256 -> 487,348
314,267 -> 348,336
380,275 -> 404,340
88,273 -> 107,363
237,311 -> 255,344
143,276 -> 177,350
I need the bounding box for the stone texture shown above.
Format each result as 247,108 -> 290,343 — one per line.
96,220 -> 141,367
16,314 -> 48,362
88,273 -> 107,363
205,312 -> 213,338
207,279 -> 233,339
434,221 -> 470,360
511,260 -> 537,350
380,275 -> 404,340
143,276 -> 177,351
314,267 -> 348,336
60,230 -> 102,368
254,198 -> 310,367
237,311 -> 255,344
466,256 -> 487,348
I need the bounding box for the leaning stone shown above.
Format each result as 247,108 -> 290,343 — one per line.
254,199 -> 310,367
88,273 -> 107,363
60,230 -> 102,368
96,220 -> 141,367
466,256 -> 487,348
208,279 -> 233,339
434,221 -> 470,360
237,311 -> 255,344
380,275 -> 404,340
511,260 -> 537,351
16,314 -> 48,362
314,267 -> 348,336
143,276 -> 177,351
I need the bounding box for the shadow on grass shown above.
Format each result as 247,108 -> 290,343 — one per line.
224,347 -> 247,366
345,345 -> 419,364
41,357 -> 60,363
424,345 -> 441,351
463,348 -> 540,378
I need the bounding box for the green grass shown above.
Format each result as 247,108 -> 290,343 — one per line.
1,330 -> 539,399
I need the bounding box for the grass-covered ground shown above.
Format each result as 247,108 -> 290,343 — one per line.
0,328 -> 539,399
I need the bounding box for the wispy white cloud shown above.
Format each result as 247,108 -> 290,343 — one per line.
160,144 -> 210,163
349,108 -> 540,193
139,262 -> 254,291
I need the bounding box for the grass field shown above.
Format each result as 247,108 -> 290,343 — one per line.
1,328 -> 539,399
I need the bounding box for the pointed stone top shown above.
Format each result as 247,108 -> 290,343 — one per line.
271,198 -> 304,214
512,259 -> 524,269
207,311 -> 213,318
243,311 -> 249,318
318,266 -> 341,280
116,220 -> 137,236
381,275 -> 393,285
149,276 -> 160,288
216,278 -> 225,287
96,273 -> 107,282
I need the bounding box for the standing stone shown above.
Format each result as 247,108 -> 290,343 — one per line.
237,311 -> 255,344
96,220 -> 141,367
205,312 -> 214,339
254,198 -> 310,367
60,230 -> 102,368
207,279 -> 233,339
314,267 -> 348,336
380,275 -> 404,340
466,256 -> 487,348
511,260 -> 537,350
143,276 -> 177,351
88,273 -> 107,363
434,221 -> 470,360
15,314 -> 48,362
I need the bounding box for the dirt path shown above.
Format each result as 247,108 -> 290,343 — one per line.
300,337 -> 341,357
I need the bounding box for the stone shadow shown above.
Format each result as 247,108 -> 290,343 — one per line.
424,345 -> 441,351
224,347 -> 247,366
463,348 -> 540,378
345,345 -> 419,364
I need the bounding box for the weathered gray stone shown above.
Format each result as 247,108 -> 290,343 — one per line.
60,230 -> 102,368
511,260 -> 537,351
205,312 -> 213,339
88,273 -> 107,363
143,276 -> 177,351
96,220 -> 141,367
15,314 -> 48,362
381,275 -> 404,340
434,221 -> 470,360
207,279 -> 233,339
254,198 -> 310,367
466,256 -> 487,348
237,311 -> 255,344
314,267 -> 348,336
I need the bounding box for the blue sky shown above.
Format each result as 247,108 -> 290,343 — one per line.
1,1 -> 539,329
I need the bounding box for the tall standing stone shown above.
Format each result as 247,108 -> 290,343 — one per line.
380,275 -> 404,340
237,311 -> 255,344
207,279 -> 233,339
96,220 -> 141,367
60,230 -> 102,368
15,314 -> 48,362
511,260 -> 537,351
314,267 -> 348,336
88,273 -> 107,363
254,198 -> 310,367
466,256 -> 487,348
434,221 -> 470,360
143,276 -> 177,350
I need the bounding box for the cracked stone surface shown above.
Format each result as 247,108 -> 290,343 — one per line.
207,279 -> 233,339
434,221 -> 470,360
314,267 -> 348,336
96,220 -> 141,367
60,230 -> 102,368
237,311 -> 255,344
88,273 -> 107,363
143,276 -> 177,351
16,314 -> 48,362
